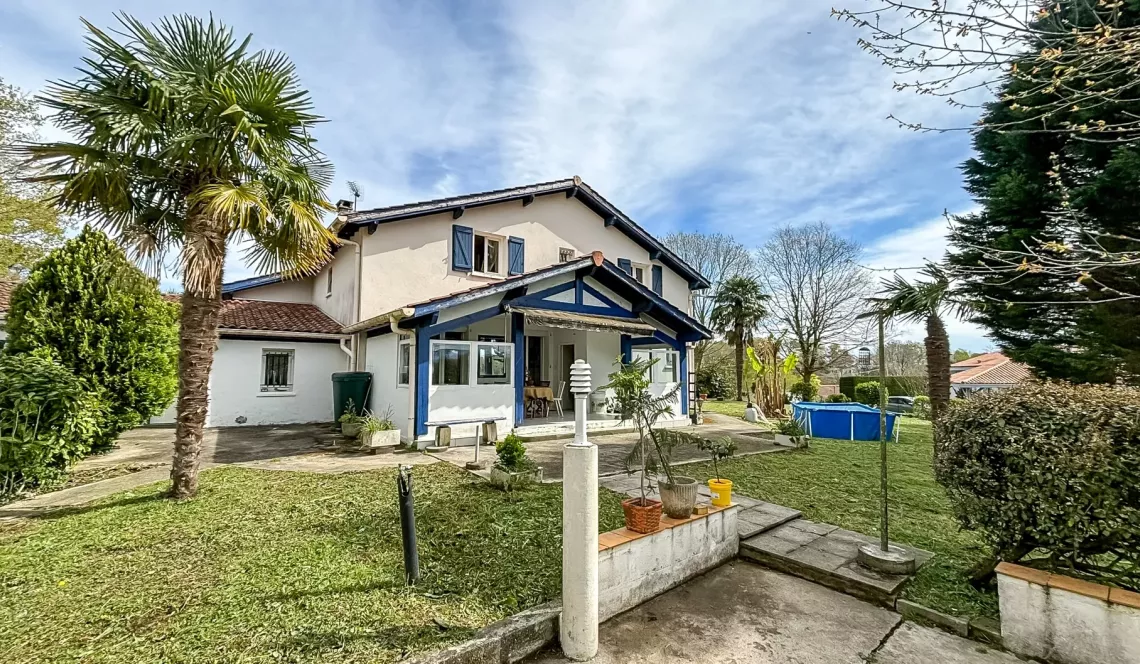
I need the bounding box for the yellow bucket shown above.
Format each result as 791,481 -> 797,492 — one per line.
708,479 -> 733,507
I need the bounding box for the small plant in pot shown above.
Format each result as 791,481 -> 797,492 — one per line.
699,436 -> 737,507
339,399 -> 362,437
359,405 -> 400,452
607,356 -> 682,530
774,418 -> 808,448
489,433 -> 542,490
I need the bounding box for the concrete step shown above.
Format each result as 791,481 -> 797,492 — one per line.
736,502 -> 803,539
739,519 -> 933,608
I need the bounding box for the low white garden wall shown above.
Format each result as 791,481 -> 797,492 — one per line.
997,562 -> 1140,664
598,505 -> 740,621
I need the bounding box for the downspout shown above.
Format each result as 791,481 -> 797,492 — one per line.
391,310 -> 418,445
338,233 -> 364,370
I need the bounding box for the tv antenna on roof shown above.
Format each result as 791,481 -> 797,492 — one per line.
346,181 -> 362,211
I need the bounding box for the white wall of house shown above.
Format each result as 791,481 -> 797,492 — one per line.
355,195 -> 694,318
364,333 -> 412,442
233,279 -> 314,303
206,339 -> 348,427
312,241 -> 359,325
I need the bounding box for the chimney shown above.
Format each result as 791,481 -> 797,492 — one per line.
336,199 -> 355,215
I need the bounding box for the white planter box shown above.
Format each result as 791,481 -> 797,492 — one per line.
774,434 -> 806,448
362,428 -> 400,451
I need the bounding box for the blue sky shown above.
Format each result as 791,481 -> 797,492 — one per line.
0,0 -> 993,351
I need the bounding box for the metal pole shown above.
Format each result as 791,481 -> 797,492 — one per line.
562,360 -> 598,661
397,465 -> 419,585
878,314 -> 889,552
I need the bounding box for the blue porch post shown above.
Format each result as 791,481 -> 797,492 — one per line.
620,334 -> 632,365
415,327 -> 430,438
680,344 -> 689,416
512,311 -> 525,424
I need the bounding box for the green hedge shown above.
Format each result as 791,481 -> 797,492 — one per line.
936,382 -> 1140,590
839,375 -> 923,398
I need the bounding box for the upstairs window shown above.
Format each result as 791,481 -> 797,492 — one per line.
473,233 -> 501,275
632,263 -> 649,286
559,247 -> 575,263
261,349 -> 294,392
326,268 -> 333,297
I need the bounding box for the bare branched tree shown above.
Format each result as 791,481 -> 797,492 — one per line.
664,231 -> 755,370
833,0 -> 1140,142
756,223 -> 875,382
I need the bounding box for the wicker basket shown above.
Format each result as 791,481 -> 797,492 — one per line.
621,497 -> 663,534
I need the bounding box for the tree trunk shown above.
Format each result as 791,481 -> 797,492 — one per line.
734,325 -> 744,401
170,215 -> 226,499
925,313 -> 951,429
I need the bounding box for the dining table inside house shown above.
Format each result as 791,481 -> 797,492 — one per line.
523,385 -> 556,418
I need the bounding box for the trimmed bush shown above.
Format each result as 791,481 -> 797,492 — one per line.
840,375 -> 922,399
854,381 -> 885,406
495,433 -> 528,471
0,354 -> 104,496
788,380 -> 818,402
912,395 -> 931,419
825,393 -> 850,403
935,382 -> 1140,589
5,228 -> 178,450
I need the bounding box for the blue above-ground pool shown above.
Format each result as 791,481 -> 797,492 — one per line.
791,402 -> 897,441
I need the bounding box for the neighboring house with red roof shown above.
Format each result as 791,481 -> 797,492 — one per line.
163,177 -> 710,442
950,352 -> 1033,397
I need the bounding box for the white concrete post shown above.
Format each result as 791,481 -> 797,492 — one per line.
562,360 -> 598,661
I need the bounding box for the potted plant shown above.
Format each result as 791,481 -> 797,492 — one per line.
700,436 -> 738,507
774,418 -> 808,448
489,433 -> 542,490
339,399 -> 362,437
359,406 -> 400,451
607,357 -> 681,530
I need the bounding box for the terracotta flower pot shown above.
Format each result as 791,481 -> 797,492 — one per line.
622,497 -> 663,534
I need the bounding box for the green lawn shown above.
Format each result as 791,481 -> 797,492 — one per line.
701,399 -> 752,419
0,463 -> 625,664
682,404 -> 998,620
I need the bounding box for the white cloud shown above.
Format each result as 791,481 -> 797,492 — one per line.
863,212 -> 996,353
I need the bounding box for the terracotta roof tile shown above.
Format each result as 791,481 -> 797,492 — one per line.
951,353 -> 1033,385
164,295 -> 343,335
219,299 -> 343,335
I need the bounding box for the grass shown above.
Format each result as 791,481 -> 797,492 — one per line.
0,463 -> 625,664
681,403 -> 998,620
700,399 -> 751,419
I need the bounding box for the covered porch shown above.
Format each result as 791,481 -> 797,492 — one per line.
360,252 -> 711,447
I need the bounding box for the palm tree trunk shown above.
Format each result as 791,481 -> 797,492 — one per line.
925,313 -> 951,429
170,215 -> 226,499
734,325 -> 744,401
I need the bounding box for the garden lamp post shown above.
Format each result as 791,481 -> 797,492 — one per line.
562,359 -> 598,660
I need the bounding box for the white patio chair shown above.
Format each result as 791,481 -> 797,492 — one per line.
552,381 -> 566,417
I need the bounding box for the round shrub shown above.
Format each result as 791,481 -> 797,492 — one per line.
788,380 -> 818,402
935,382 -> 1140,588
854,381 -> 885,406
495,433 -> 529,471
912,395 -> 931,419
0,354 -> 104,495
825,393 -> 851,403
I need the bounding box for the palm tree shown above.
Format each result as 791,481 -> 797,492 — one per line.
709,276 -> 768,401
20,14 -> 335,498
867,265 -> 969,427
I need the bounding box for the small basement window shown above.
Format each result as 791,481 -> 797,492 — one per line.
473,233 -> 502,275
261,349 -> 294,392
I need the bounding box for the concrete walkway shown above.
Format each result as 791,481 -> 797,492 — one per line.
529,561 -> 1019,663
431,412 -> 783,481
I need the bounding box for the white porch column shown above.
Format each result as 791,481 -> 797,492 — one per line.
562,359 -> 598,660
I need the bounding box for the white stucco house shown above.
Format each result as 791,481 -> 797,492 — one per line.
156,177 -> 712,445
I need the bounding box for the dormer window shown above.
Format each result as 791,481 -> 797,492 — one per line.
473,233 -> 502,276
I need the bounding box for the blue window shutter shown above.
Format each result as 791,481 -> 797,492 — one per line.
452,225 -> 473,271
617,258 -> 632,275
508,236 -> 525,275
651,265 -> 663,295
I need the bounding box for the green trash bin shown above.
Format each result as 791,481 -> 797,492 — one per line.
332,371 -> 372,421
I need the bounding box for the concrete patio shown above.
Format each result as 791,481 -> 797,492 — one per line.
528,561 -> 1020,664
